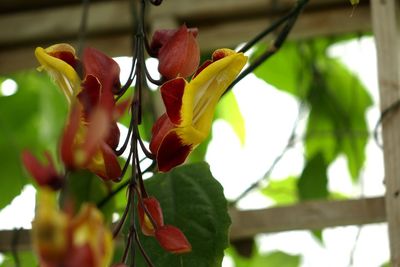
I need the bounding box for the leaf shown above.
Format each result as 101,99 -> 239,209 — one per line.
261,177 -> 298,205
251,42 -> 312,99
324,59 -> 372,179
297,153 -> 328,201
350,0 -> 359,5
0,71 -> 67,210
228,247 -> 301,267
0,251 -> 38,267
215,91 -> 246,145
137,162 -> 231,267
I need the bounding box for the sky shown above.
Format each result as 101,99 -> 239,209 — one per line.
0,36 -> 389,267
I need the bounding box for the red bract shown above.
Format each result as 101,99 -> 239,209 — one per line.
155,225 -> 192,254
138,197 -> 164,236
21,150 -> 64,190
152,25 -> 200,79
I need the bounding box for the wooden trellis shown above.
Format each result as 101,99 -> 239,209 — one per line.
1,0 -> 400,265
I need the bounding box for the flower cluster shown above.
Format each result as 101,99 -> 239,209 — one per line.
22,18 -> 247,266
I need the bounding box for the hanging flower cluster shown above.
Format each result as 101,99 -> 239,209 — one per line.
21,0 -> 247,265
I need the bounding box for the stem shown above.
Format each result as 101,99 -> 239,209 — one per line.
227,0 -> 309,93
231,102 -> 305,206
113,183 -> 134,238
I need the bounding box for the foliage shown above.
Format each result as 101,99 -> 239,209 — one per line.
252,38 -> 372,202
0,251 -> 37,267
0,71 -> 66,210
135,162 -> 231,267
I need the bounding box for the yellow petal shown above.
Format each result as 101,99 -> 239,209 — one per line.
183,49 -> 247,135
35,44 -> 81,103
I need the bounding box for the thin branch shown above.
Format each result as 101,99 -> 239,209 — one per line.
77,0 -> 90,57
231,103 -> 305,206
239,0 -> 308,53
227,0 -> 308,93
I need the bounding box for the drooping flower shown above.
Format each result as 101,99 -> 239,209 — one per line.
155,225 -> 192,254
34,44 -> 126,181
137,196 -> 191,254
32,189 -> 113,267
21,150 -> 64,190
150,48 -> 247,172
150,25 -> 200,79
138,196 -> 164,236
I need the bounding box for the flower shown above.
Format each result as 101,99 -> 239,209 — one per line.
137,196 -> 191,254
150,48 -> 247,172
32,189 -> 113,267
138,197 -> 164,236
150,25 -> 200,79
34,44 -> 127,181
21,150 -> 64,190
155,225 -> 192,254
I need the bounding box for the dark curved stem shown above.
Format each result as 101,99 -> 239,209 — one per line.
113,184 -> 134,238
226,0 -> 309,94
239,0 -> 308,53
116,115 -> 135,156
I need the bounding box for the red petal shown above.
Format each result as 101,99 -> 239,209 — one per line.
83,47 -> 121,94
150,27 -> 198,57
101,143 -> 122,181
78,75 -> 101,119
155,130 -> 192,172
138,197 -> 164,236
155,225 -> 192,254
48,50 -> 80,71
21,150 -> 63,189
64,244 -> 95,267
83,108 -> 110,163
149,113 -> 174,155
106,122 -> 120,150
158,25 -> 200,79
160,78 -> 186,124
61,105 -> 82,169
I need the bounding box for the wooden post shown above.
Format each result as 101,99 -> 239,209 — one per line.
371,0 -> 400,266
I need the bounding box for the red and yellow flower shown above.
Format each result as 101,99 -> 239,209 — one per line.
34,44 -> 125,181
32,189 -> 113,267
150,48 -> 247,172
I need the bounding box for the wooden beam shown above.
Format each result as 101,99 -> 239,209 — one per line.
0,197 -> 386,252
229,197 -> 386,240
0,2 -> 371,74
371,0 -> 400,266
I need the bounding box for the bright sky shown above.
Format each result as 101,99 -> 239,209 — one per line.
0,36 -> 389,267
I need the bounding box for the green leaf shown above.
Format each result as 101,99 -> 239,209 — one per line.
0,71 -> 67,210
137,162 -> 231,267
0,251 -> 37,267
215,91 -> 246,145
261,177 -> 298,205
324,59 -> 372,179
350,0 -> 359,5
297,153 -> 328,201
251,42 -> 312,99
306,57 -> 372,181
228,247 -> 301,267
